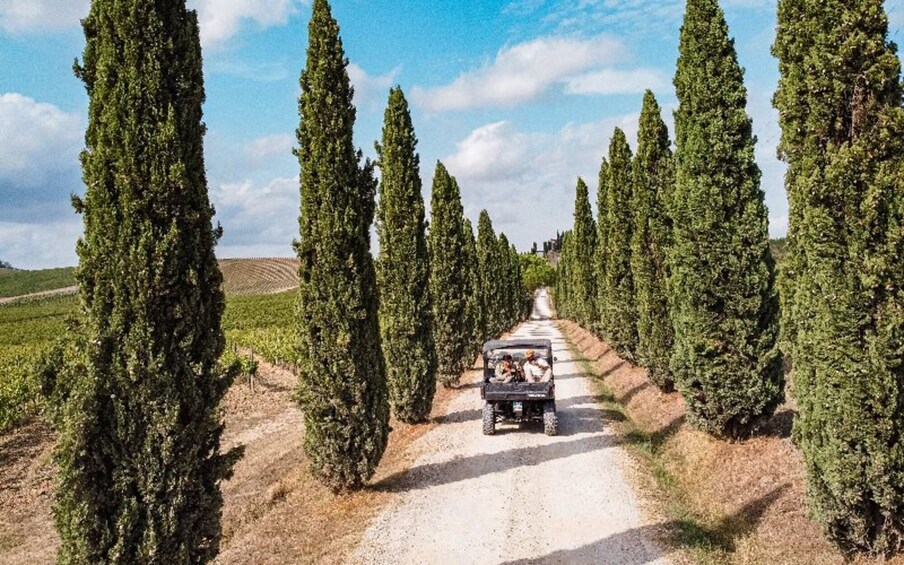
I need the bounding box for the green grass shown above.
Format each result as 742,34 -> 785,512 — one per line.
564,333 -> 737,564
0,290 -> 297,433
0,267 -> 76,298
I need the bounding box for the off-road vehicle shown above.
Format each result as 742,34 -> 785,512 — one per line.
481,339 -> 557,436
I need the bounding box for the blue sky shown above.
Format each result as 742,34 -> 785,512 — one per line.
2,0 -> 904,268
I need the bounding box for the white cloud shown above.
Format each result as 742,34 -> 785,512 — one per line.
0,0 -> 305,46
347,63 -> 403,111
441,114 -> 641,247
0,220 -> 81,269
565,68 -> 669,95
445,122 -> 534,183
0,0 -> 88,32
211,176 -> 298,256
411,35 -> 635,111
246,134 -> 294,161
192,0 -> 307,48
0,93 -> 82,184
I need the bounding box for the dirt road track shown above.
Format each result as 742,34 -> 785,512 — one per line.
349,294 -> 673,565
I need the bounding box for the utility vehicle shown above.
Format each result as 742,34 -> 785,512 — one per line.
481,339 -> 557,436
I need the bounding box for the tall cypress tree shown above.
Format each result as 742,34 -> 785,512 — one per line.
774,0 -> 904,553
476,210 -> 500,340
375,87 -> 436,424
497,233 -> 515,327
57,0 -> 239,561
429,163 -> 472,388
595,159 -> 611,336
631,91 -> 675,391
672,0 -> 783,438
462,217 -> 482,360
603,129 -> 639,358
569,178 -> 598,329
296,0 -> 388,491
556,231 -> 573,318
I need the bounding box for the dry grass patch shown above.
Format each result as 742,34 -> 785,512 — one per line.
558,320 -> 903,565
0,352 -> 469,565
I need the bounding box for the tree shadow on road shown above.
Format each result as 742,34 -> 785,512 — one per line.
373,434 -> 617,494
500,484 -> 790,564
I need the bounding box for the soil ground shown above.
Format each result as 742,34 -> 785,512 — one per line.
0,354 -> 463,564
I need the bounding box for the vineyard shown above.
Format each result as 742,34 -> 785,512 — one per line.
0,295 -> 76,430
0,288 -> 297,433
223,290 -> 298,370
219,258 -> 299,296
0,267 -> 76,298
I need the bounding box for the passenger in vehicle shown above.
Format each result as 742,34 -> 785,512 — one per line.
522,349 -> 552,383
491,354 -> 519,383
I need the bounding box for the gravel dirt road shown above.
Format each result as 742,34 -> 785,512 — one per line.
350,293 -> 672,564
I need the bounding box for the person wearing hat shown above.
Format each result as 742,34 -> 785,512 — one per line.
491,353 -> 519,383
522,349 -> 551,383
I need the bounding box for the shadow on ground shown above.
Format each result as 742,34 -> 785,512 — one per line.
375,433 -> 617,494
501,484 -> 790,564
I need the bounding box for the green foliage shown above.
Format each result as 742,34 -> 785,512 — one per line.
0,348 -> 41,432
0,267 -> 76,298
223,291 -> 297,364
554,231 -> 573,318
602,129 -> 639,358
569,178 -> 598,328
428,164 -> 474,387
376,87 -> 436,423
520,253 -> 556,293
595,159 -> 610,335
57,0 -> 238,560
630,91 -> 675,390
0,296 -> 77,430
671,0 -> 783,438
774,0 -> 904,554
462,218 -> 483,361
476,210 -> 500,340
296,0 -> 388,491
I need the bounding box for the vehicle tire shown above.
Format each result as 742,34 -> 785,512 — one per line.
483,402 -> 496,435
543,401 -> 558,436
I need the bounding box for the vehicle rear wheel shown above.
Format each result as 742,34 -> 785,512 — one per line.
482,402 -> 496,435
543,401 -> 558,436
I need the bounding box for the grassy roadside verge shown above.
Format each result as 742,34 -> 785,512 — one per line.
557,319 -> 852,565
563,334 -> 729,564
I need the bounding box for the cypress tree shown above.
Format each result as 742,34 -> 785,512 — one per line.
603,129 -> 639,358
595,159 -> 611,336
462,217 -> 482,360
476,210 -> 500,340
497,233 -> 515,328
296,0 -> 388,490
555,232 -> 572,318
429,163 -> 472,387
671,0 -> 783,438
774,0 -> 904,553
375,87 -> 436,424
57,0 -> 239,561
569,178 -> 598,329
630,91 -> 675,391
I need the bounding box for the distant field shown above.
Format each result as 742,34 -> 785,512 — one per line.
0,259 -> 297,300
219,258 -> 298,296
0,267 -> 76,298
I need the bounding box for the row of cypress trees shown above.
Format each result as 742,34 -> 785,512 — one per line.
429,166 -> 528,388
296,0 -> 526,489
55,0 -> 528,559
559,0 -> 904,555
557,0 -> 783,440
